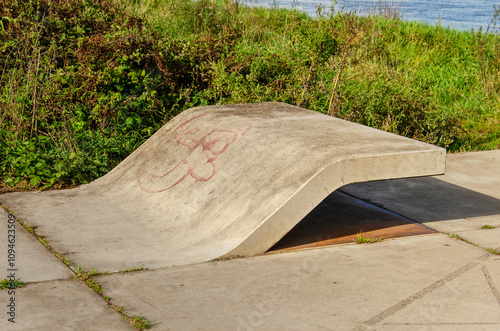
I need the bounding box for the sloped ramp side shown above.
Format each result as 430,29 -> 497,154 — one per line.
0,103 -> 446,271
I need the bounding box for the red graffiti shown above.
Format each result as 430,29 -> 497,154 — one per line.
137,114 -> 252,193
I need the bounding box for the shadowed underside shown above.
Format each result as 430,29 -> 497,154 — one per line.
0,103 -> 446,271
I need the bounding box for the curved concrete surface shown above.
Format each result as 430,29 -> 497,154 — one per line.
0,103 -> 445,271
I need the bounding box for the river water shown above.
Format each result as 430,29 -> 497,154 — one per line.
244,0 -> 500,31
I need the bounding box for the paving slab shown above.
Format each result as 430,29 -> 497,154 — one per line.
0,103 -> 445,271
421,215 -> 500,233
454,227 -> 500,252
379,257 -> 500,331
96,234 -> 495,331
442,150 -> 500,198
375,325 -> 500,331
341,151 -> 500,234
0,208 -> 74,282
0,279 -> 133,330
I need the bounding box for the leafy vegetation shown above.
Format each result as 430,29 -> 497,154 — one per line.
1,0 -> 181,190
355,231 -> 383,244
1,0 -> 499,191
129,315 -> 155,329
0,278 -> 26,290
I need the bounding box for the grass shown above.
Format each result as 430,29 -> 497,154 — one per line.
356,232 -> 383,244
0,278 -> 26,290
15,216 -> 72,266
75,267 -> 110,295
447,233 -> 481,248
7,206 -> 154,330
74,266 -> 155,330
114,305 -> 156,329
0,0 -> 499,192
121,264 -> 146,274
446,232 -> 500,256
74,264 -> 154,329
129,315 -> 155,329
487,248 -> 500,255
481,224 -> 495,229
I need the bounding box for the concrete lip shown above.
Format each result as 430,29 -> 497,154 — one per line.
341,150 -> 500,237
0,102 -> 446,271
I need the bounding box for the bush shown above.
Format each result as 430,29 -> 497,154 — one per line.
1,0 -> 499,192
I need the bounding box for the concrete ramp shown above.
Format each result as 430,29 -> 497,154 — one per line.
0,103 -> 446,271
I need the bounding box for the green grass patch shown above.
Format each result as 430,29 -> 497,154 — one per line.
120,264 -> 146,274
1,0 -> 499,191
481,224 -> 495,229
0,278 -> 26,290
129,315 -> 155,329
356,232 -> 383,244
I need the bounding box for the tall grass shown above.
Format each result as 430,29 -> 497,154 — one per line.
1,0 -> 499,191
125,0 -> 500,150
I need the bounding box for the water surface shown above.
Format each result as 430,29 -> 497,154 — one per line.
245,0 -> 500,31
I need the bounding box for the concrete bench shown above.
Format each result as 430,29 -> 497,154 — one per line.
0,103 -> 445,271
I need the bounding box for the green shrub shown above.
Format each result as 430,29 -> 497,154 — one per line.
1,0 -> 499,191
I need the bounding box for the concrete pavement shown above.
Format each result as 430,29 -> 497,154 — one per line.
92,150 -> 500,331
0,208 -> 135,330
0,105 -> 498,330
0,209 -> 73,283
97,235 -> 500,331
0,103 -> 445,271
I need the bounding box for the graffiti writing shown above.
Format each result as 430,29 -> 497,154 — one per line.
137,114 -> 252,193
